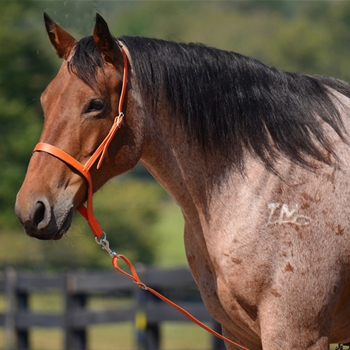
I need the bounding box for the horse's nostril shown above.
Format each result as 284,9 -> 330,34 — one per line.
33,201 -> 46,227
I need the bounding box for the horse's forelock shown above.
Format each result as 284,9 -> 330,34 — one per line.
68,36 -> 104,89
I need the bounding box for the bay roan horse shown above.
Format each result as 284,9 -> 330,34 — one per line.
14,12 -> 350,349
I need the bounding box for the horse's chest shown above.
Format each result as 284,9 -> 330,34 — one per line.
184,226 -> 265,339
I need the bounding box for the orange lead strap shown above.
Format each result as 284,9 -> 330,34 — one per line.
33,45 -> 249,350
110,253 -> 249,350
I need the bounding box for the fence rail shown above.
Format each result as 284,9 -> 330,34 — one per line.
0,267 -> 226,350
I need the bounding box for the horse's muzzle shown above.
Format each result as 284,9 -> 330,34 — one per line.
15,195 -> 74,240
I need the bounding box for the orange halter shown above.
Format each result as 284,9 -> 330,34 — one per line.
33,45 -> 248,350
34,47 -> 128,239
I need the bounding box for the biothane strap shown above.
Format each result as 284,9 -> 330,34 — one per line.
111,253 -> 249,350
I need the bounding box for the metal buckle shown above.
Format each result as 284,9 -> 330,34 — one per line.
95,232 -> 118,258
116,112 -> 124,128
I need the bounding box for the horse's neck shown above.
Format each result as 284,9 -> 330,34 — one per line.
141,123 -> 211,220
139,108 -> 254,229
133,80 -> 274,240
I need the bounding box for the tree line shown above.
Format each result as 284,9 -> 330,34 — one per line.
1,0 -> 350,269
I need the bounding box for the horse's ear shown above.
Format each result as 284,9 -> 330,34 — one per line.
44,12 -> 77,60
93,13 -> 123,65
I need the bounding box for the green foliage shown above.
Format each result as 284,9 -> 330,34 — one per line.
91,178 -> 167,265
0,179 -> 168,269
111,1 -> 350,82
0,1 -> 56,228
4,0 -> 350,269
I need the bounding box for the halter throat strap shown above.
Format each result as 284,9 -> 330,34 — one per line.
33,45 -> 129,239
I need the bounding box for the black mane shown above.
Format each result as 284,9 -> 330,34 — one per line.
70,35 -> 350,170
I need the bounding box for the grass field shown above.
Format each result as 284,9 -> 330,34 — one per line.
153,201 -> 187,268
28,321 -> 210,350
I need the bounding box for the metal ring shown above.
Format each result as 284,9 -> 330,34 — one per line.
95,232 -> 107,245
135,282 -> 148,290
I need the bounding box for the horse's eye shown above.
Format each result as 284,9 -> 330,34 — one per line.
86,99 -> 104,113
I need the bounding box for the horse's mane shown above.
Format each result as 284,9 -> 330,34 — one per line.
70,35 -> 350,171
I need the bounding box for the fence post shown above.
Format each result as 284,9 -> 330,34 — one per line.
17,290 -> 29,350
135,287 -> 148,350
135,288 -> 160,350
4,267 -> 16,350
64,273 -> 87,350
211,320 -> 226,350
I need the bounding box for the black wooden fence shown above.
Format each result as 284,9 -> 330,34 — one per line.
0,267 -> 226,350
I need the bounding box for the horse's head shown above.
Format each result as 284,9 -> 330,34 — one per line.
15,13 -> 144,240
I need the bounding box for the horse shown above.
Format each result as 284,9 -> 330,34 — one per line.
14,12 -> 350,349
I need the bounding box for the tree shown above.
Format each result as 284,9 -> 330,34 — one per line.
0,1 -> 57,228
0,1 -> 166,269
3,0 -> 350,269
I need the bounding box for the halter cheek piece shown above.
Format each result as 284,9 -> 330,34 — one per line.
33,46 -> 128,239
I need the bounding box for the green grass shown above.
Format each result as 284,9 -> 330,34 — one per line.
89,322 -> 210,350
29,321 -> 211,350
153,201 -> 187,268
